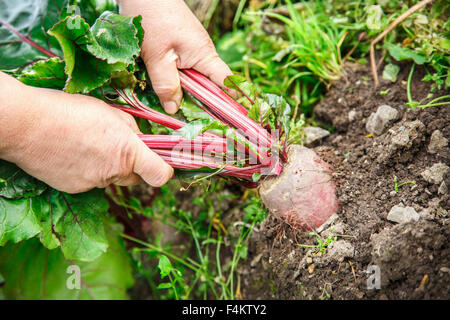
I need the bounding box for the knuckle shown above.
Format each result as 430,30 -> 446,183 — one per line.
198,36 -> 215,51
102,140 -> 136,185
153,84 -> 179,98
121,112 -> 138,129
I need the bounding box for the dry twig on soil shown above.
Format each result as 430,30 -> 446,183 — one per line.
370,0 -> 434,87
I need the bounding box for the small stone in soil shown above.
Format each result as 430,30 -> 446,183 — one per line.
348,110 -> 357,122
304,126 -> 330,146
366,105 -> 399,136
387,205 -> 420,224
428,130 -> 448,154
438,182 -> 447,195
324,240 -> 354,262
421,162 -> 449,185
321,222 -> 345,238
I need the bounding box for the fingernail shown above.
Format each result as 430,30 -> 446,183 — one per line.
163,101 -> 178,114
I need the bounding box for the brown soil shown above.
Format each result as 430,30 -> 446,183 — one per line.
238,62 -> 450,300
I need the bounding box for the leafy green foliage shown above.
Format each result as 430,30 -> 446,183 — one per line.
180,96 -> 213,121
65,0 -> 118,26
49,190 -> 109,260
0,0 -> 165,300
48,13 -> 140,94
17,57 -> 67,89
224,74 -> 258,105
405,64 -> 450,110
0,160 -> 47,199
117,183 -> 266,300
215,30 -> 248,69
263,1 -> 345,82
0,221 -> 134,299
0,161 -> 109,261
0,196 -> 43,246
385,43 -> 427,65
324,0 -> 449,89
156,255 -> 187,299
216,1 -> 342,116
223,75 -> 291,142
298,231 -> 338,254
176,119 -> 229,140
393,175 -> 416,193
366,5 -> 383,31
88,12 -> 144,64
0,0 -> 64,70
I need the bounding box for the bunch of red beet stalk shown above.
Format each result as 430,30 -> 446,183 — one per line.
111,69 -> 286,186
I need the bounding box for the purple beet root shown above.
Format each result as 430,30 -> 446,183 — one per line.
259,145 -> 339,230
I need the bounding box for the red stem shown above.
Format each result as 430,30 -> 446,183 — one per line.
182,69 -> 249,115
113,91 -> 262,163
112,104 -> 185,130
139,134 -> 227,153
111,70 -> 284,181
154,149 -> 265,179
0,18 -> 58,58
179,70 -> 273,149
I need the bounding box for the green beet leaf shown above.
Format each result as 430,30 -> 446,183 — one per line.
175,119 -> 229,140
63,0 -> 118,26
0,197 -> 43,246
0,189 -> 110,261
52,189 -> 109,261
0,0 -> 64,70
48,15 -> 131,94
0,221 -> 134,300
88,11 -> 144,64
0,160 -> 47,199
0,161 -> 110,261
224,74 -> 258,100
180,94 -> 213,121
18,57 -> 67,89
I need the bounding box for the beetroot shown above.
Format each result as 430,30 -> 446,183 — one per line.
259,145 -> 339,230
114,69 -> 338,229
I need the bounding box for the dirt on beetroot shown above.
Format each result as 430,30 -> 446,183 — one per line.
237,62 -> 449,300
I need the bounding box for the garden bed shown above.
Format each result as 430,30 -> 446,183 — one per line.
238,62 -> 449,300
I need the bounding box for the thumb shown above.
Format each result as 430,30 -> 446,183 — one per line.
193,54 -> 233,89
145,50 -> 183,114
133,136 -> 174,187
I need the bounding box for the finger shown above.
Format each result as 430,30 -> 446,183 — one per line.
193,54 -> 233,88
133,137 -> 174,187
144,51 -> 183,114
114,108 -> 142,134
114,172 -> 143,187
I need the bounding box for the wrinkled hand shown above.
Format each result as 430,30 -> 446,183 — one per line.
0,73 -> 173,193
120,0 -> 232,114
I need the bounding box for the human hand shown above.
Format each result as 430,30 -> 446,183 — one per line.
0,72 -> 173,193
119,0 -> 232,114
